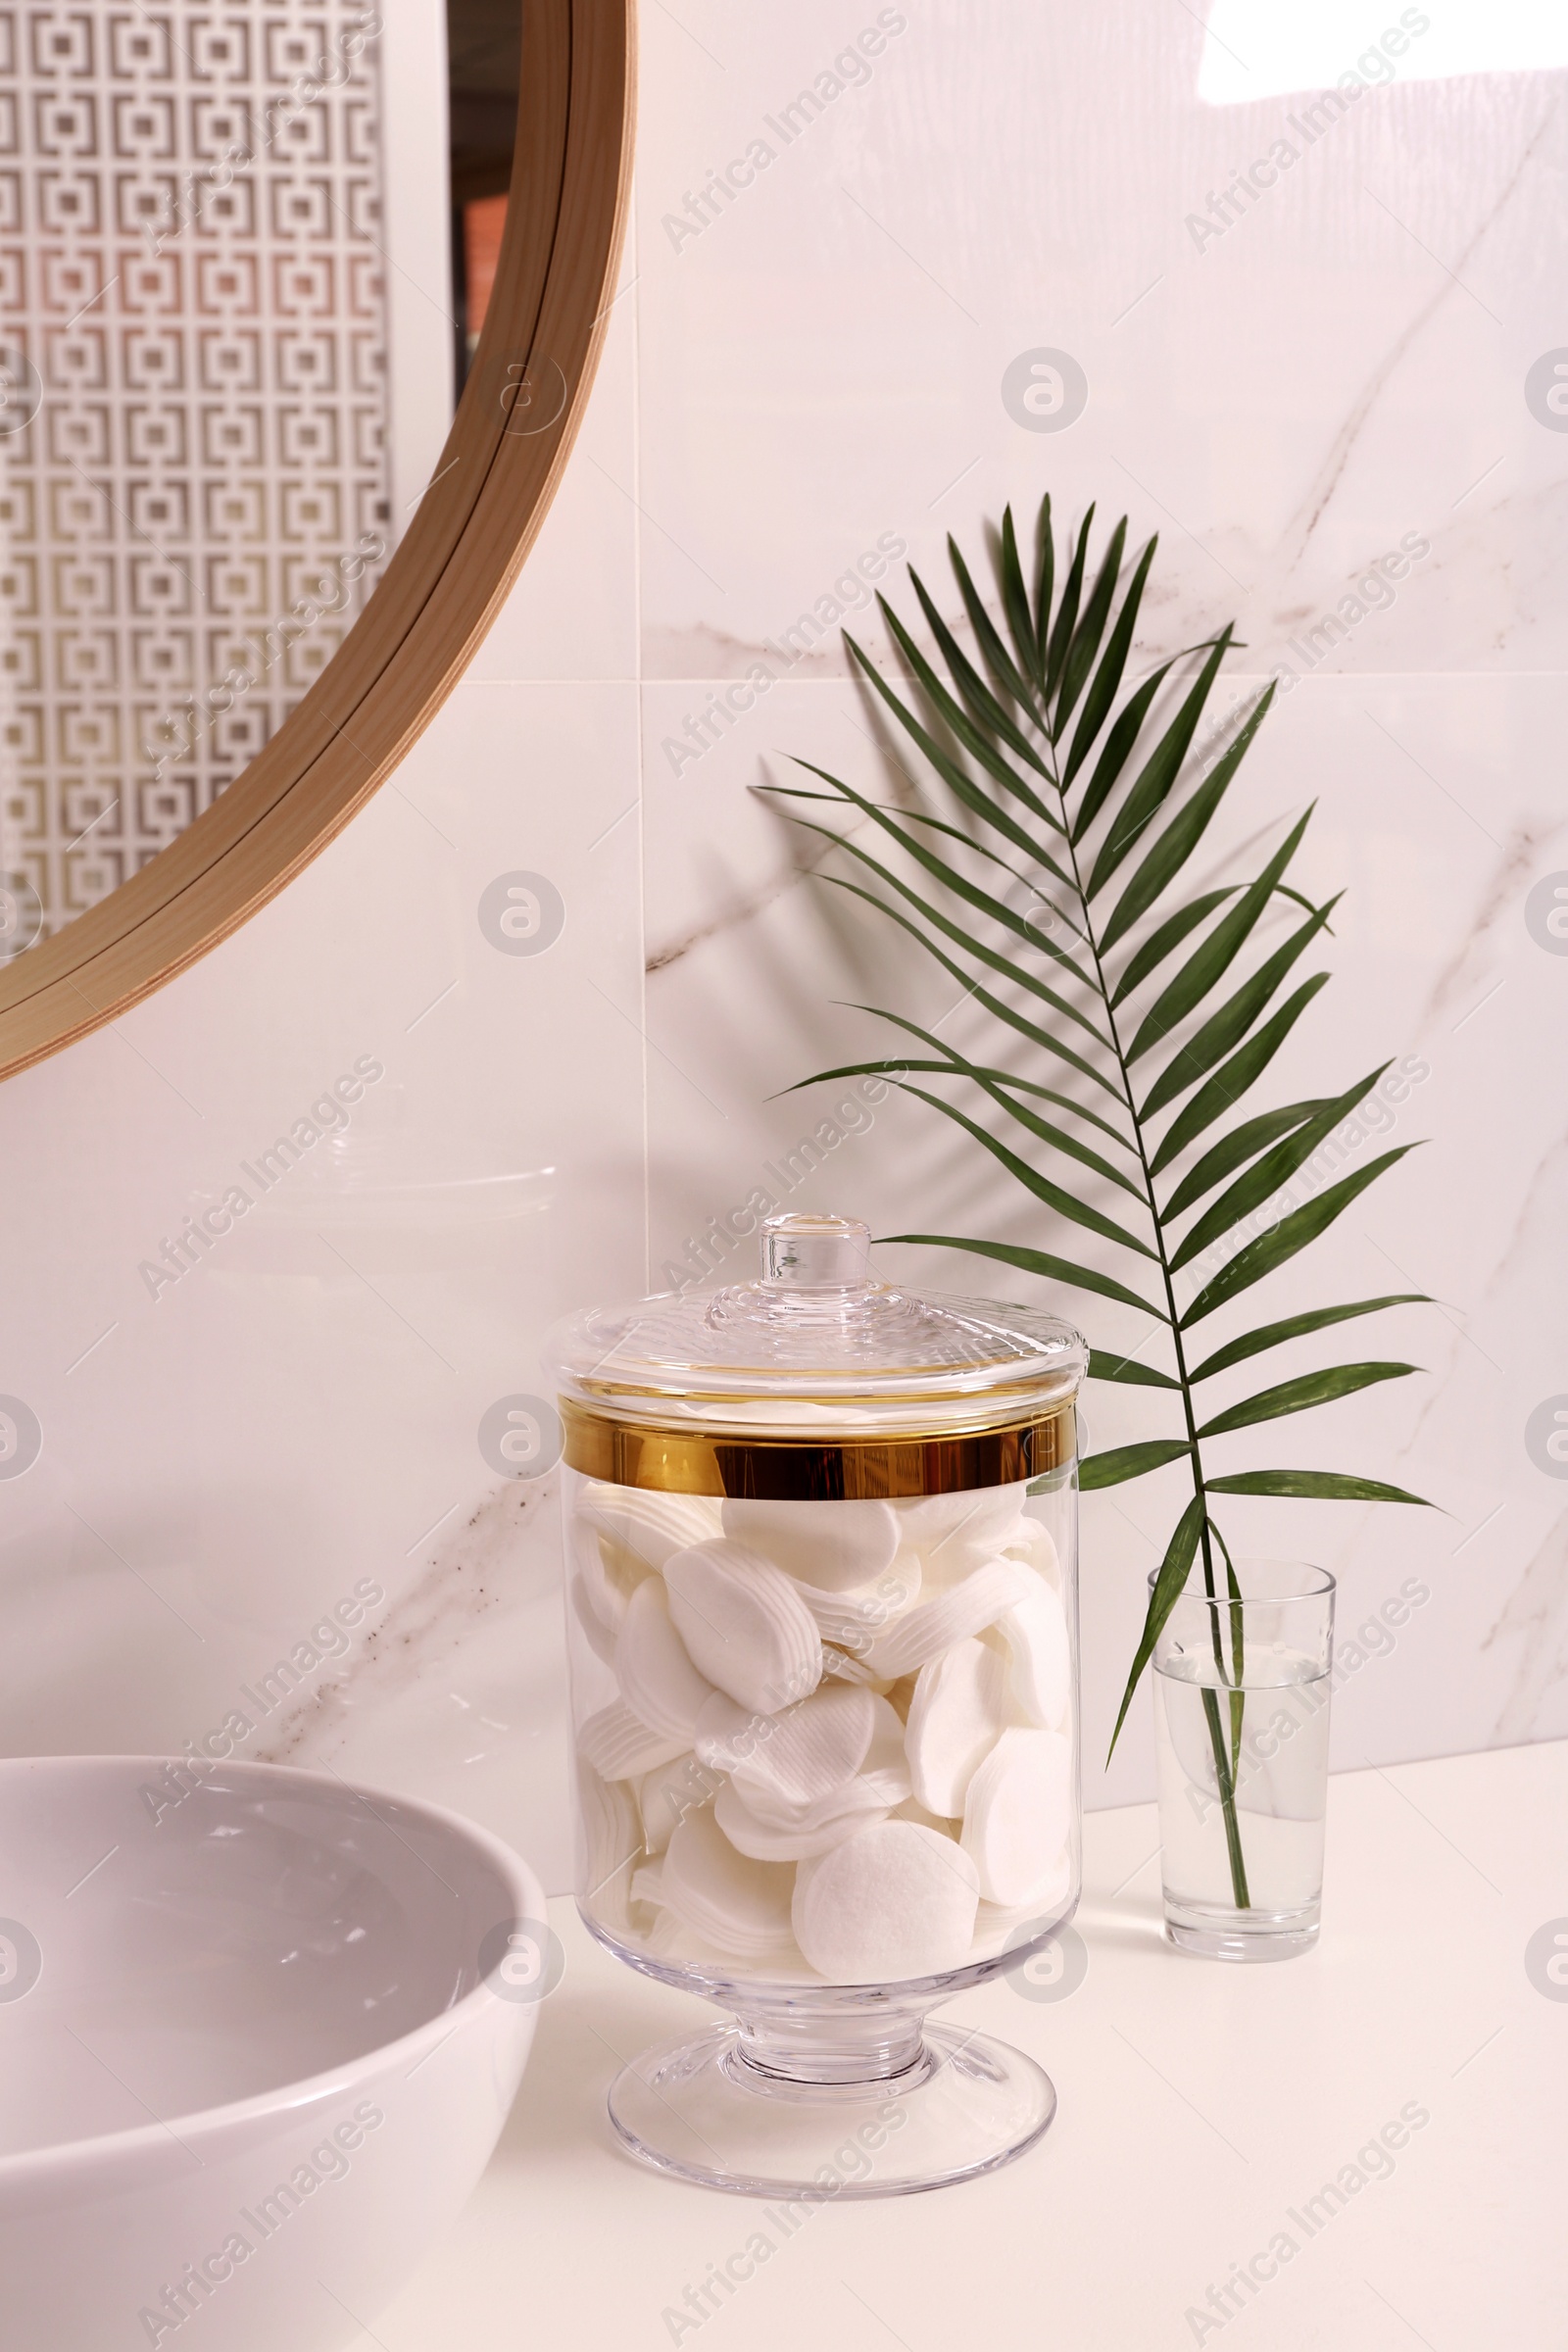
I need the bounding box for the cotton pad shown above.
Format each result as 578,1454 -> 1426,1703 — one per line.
889,1795 -> 956,1837
714,1776 -> 896,1862
992,1579 -> 1071,1730
663,1539 -> 823,1714
782,1551 -> 922,1649
792,1820 -> 980,1983
726,1683 -> 877,1812
974,1856 -> 1074,1946
892,1486 -> 1031,1584
699,1689 -> 907,1833
720,1497 -> 901,1592
639,1898 -> 702,1963
570,1571 -> 618,1665
905,1635 -> 1010,1816
577,1697 -> 689,1782
613,1576 -> 718,1743
859,1558 -> 1035,1681
960,1727 -> 1073,1906
658,1804 -> 798,1960
818,1645 -> 894,1688
693,1690 -> 777,1778
579,1484 -> 722,1571
752,1702 -> 911,1825
743,1695 -> 910,1831
570,1518 -> 645,1659
574,1759 -> 644,1930
1000,1519 -> 1063,1590
637,1750 -> 713,1855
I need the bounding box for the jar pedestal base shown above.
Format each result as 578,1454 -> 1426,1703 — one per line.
606,2020 -> 1055,2198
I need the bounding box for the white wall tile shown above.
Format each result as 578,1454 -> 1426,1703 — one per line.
2,0 -> 1565,1894
0,678 -> 644,1883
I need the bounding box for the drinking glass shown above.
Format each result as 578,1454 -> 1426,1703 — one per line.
1152,1559 -> 1335,1961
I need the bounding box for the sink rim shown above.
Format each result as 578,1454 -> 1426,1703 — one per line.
0,1753 -> 546,2189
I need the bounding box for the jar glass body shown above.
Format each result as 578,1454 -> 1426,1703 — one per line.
563,1456 -> 1080,2110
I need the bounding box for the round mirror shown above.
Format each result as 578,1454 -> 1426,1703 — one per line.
0,0 -> 632,1076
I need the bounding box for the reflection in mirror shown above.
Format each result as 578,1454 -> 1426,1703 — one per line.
0,0 -> 517,959
448,0 -> 521,390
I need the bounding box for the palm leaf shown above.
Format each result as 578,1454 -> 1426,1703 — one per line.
999,507 -> 1042,691
787,767 -> 1094,986
1070,655 -> 1186,845
1055,516 -> 1128,729
785,784 -> 1088,946
1044,507 -> 1094,702
1186,1296 -> 1431,1383
1032,493 -> 1054,676
885,1233 -> 1165,1320
844,630 -> 1062,845
1107,1495 -> 1206,1757
1099,686 -> 1274,954
1205,1469 -> 1432,1506
908,1056 -> 1146,1198
808,1004 -> 1133,1149
1148,974 -> 1331,1175
1109,885 -> 1238,1008
1080,1440 -> 1192,1489
1196,1361 -> 1419,1438
787,815 -> 1109,1049
792,503 -> 1430,1863
1083,630 -> 1233,898
800,1023 -> 1140,1196
1089,1349 -> 1182,1390
1140,898 -> 1341,1121
895,1085 -> 1156,1258
949,534 -> 1037,711
904,578 -> 1055,788
817,875 -> 1124,1101
853,601 -> 1058,824
1181,1148 -> 1419,1325
1167,1063 -> 1391,1272
1161,1099 -> 1328,1223
1063,535 -> 1156,781
1123,808 -> 1310,1056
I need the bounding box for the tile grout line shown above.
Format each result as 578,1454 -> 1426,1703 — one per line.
455,667 -> 1568,689
629,206 -> 652,1295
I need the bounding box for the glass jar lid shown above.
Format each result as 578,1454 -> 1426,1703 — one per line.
545,1213 -> 1087,1495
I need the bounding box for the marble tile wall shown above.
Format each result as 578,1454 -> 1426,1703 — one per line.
634,0 -> 1568,1816
0,2 -> 1563,1887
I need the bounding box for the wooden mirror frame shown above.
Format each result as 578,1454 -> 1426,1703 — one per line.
0,0 -> 635,1082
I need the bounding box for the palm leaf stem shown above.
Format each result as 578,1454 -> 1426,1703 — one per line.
1033,731 -> 1253,1907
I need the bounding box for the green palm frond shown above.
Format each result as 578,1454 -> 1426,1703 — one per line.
782,499 -> 1432,1909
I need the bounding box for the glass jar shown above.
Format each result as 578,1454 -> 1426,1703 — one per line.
546,1211 -> 1087,2196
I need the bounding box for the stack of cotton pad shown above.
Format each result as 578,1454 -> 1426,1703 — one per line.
568,1480 -> 1075,1981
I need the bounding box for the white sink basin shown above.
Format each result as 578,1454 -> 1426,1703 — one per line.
0,1756 -> 548,2351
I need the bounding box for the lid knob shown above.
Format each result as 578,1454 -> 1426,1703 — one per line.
760,1212 -> 870,1292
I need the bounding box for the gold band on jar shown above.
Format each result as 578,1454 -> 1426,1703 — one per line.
559,1399 -> 1076,1497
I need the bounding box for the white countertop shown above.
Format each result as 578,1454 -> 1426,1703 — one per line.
375,1740 -> 1567,2350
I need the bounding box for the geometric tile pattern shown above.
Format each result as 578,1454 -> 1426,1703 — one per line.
0,2 -> 389,942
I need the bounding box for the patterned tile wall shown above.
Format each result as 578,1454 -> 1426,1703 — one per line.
0,1 -> 389,948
